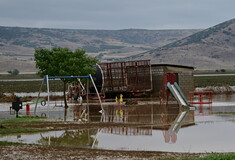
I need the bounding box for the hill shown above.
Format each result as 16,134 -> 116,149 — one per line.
0,27 -> 199,72
123,18 -> 235,69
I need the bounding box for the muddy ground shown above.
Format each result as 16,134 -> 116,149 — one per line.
0,145 -> 211,160
0,122 -> 225,160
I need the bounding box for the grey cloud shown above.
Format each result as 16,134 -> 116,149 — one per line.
0,0 -> 234,29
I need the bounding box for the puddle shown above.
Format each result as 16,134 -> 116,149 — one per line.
0,130 -> 97,147
96,115 -> 235,153
1,111 -> 235,153
1,94 -> 235,153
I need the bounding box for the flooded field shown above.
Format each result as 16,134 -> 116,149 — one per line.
1,94 -> 235,153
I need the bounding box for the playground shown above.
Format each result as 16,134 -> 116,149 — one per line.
1,68 -> 235,159
1,93 -> 235,159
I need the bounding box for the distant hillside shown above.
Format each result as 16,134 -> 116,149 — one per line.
123,18 -> 235,69
0,27 -> 199,72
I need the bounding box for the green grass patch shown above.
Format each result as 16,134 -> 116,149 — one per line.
165,153 -> 235,160
0,116 -> 46,125
0,125 -> 40,135
0,80 -> 63,93
192,154 -> 235,160
0,74 -> 64,93
0,116 -> 46,134
0,141 -> 23,146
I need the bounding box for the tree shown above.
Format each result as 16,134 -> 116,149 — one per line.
34,47 -> 99,111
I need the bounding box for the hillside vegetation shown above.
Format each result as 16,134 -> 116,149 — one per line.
124,18 -> 235,69
1,18 -> 235,72
0,27 -> 199,72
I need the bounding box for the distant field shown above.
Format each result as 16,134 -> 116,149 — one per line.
193,70 -> 235,87
194,75 -> 235,87
0,74 -> 39,79
1,72 -> 235,93
0,74 -> 63,93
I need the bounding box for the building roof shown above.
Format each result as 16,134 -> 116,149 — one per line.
151,63 -> 194,69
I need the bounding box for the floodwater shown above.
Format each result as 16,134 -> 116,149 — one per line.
1,94 -> 235,153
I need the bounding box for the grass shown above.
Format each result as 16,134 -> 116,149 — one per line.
0,125 -> 40,135
0,74 -> 39,80
0,71 -> 235,93
165,153 -> 235,160
1,71 -> 235,94
0,141 -> 22,146
0,73 -> 64,93
0,116 -> 46,125
0,116 -> 46,135
190,154 -> 235,160
198,154 -> 235,160
1,74 -> 235,93
194,75 -> 235,87
0,80 -> 63,93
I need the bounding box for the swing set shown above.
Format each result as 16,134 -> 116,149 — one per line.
34,74 -> 104,120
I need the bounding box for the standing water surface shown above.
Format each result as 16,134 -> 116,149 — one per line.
1,94 -> 235,153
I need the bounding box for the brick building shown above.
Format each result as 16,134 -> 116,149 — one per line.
151,64 -> 195,99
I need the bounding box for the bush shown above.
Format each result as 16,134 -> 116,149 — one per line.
7,69 -> 20,75
221,69 -> 226,72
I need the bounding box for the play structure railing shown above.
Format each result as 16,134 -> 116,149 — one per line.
189,91 -> 212,104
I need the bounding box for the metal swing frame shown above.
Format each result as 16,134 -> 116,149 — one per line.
34,74 -> 104,120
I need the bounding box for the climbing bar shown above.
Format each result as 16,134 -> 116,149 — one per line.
46,76 -> 90,80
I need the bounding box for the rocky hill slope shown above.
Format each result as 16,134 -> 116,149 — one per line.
123,18 -> 235,69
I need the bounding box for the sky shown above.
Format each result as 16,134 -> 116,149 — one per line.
0,0 -> 234,30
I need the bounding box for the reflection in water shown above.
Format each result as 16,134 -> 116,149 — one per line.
2,94 -> 235,152
0,130 -> 98,148
73,105 -> 88,122
89,103 -> 195,144
102,127 -> 152,136
196,104 -> 212,116
70,101 -> 195,146
166,111 -> 189,143
2,99 -> 235,152
38,130 -> 96,147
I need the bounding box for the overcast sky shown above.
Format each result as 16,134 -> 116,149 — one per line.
0,0 -> 234,30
